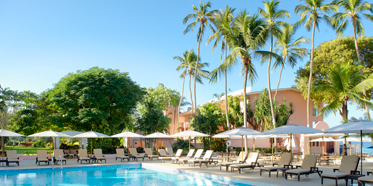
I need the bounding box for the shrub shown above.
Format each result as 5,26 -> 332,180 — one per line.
172,138 -> 192,153
210,139 -> 226,152
33,141 -> 45,147
136,147 -> 144,153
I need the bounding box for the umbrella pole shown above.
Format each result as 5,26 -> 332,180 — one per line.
1,136 -> 4,157
360,130 -> 363,174
91,138 -> 93,156
290,134 -> 292,165
253,138 -> 255,151
241,136 -> 243,153
322,136 -> 324,154
189,136 -> 191,151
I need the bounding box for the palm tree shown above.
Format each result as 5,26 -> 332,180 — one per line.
314,63 -> 373,154
174,50 -> 209,130
207,6 -> 235,129
332,0 -> 373,120
223,11 -> 282,152
259,0 -> 290,152
273,24 -> 310,98
183,1 -> 217,117
295,0 -> 336,128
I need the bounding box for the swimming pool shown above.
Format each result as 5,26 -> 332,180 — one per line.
0,164 -> 268,186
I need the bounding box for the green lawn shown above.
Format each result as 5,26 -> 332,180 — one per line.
5,146 -> 53,155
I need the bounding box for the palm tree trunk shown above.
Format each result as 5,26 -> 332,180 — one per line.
177,74 -> 186,132
193,23 -> 204,119
274,58 -> 285,99
267,35 -> 277,152
342,101 -> 348,155
243,63 -> 248,153
352,18 -> 370,120
224,37 -> 230,129
189,74 -> 194,120
307,20 -> 316,129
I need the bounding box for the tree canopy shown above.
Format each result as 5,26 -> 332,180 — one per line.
46,67 -> 145,134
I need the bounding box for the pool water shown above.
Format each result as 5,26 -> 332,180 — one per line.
0,165 -> 255,186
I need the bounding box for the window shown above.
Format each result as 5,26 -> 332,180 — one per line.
312,102 -> 318,116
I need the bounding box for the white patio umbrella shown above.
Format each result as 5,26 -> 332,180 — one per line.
213,127 -> 262,153
74,131 -> 110,155
0,129 -> 24,155
310,137 -> 336,142
144,132 -> 170,149
263,124 -> 322,164
111,131 -> 144,148
324,120 -> 373,173
171,131 -> 209,150
29,130 -> 71,155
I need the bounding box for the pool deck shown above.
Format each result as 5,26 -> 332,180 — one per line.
1,158 -> 372,186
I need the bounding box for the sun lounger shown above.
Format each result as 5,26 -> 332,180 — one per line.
260,153 -> 292,177
159,149 -> 182,162
129,148 -> 144,161
36,150 -> 51,165
230,151 -> 260,173
358,172 -> 373,186
188,150 -> 216,168
285,154 -> 322,181
144,148 -> 159,161
93,149 -> 106,163
115,149 -> 129,162
6,150 -> 19,166
77,149 -> 91,164
166,148 -> 174,156
53,149 -> 67,165
321,155 -> 360,185
178,149 -> 203,165
172,149 -> 195,164
219,151 -> 248,171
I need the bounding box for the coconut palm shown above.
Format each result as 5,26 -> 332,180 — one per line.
259,0 -> 290,151
183,1 -> 217,117
207,6 -> 235,129
314,63 -> 373,154
273,24 -> 310,98
332,0 -> 373,120
294,0 -> 337,128
174,50 -> 209,129
223,11 -> 282,152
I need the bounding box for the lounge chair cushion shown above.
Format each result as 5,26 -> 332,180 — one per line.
321,172 -> 349,178
80,157 -> 90,160
358,176 -> 373,182
260,166 -> 281,171
7,159 -> 19,162
159,157 -> 172,160
219,162 -> 241,166
38,158 -> 49,162
117,156 -> 129,159
286,169 -> 311,174
230,163 -> 255,168
148,155 -> 159,158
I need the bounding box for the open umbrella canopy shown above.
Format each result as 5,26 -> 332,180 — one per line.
262,124 -> 322,135
335,137 -> 371,142
28,130 -> 71,137
111,131 -> 144,138
143,132 -> 170,138
304,133 -> 344,137
73,131 -> 110,138
310,137 -> 336,142
170,131 -> 209,137
0,129 -> 24,137
213,127 -> 261,137
60,131 -> 83,137
324,120 -> 373,133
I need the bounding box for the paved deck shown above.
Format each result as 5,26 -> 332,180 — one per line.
1,158 -> 372,186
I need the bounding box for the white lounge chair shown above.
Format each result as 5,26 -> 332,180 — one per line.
129,148 -> 144,161
219,151 -> 248,171
93,149 -> 106,163
6,150 -> 19,166
77,149 -> 91,164
36,150 -> 51,165
159,149 -> 182,162
172,149 -> 195,164
178,149 -> 203,165
188,150 -> 216,168
53,149 -> 67,165
115,149 -> 129,162
144,148 -> 159,161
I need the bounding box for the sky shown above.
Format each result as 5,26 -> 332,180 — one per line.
0,0 -> 372,128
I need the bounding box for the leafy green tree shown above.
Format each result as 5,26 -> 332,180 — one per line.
332,0 -> 373,119
174,50 -> 209,131
172,138 -> 193,152
272,24 -> 309,98
135,99 -> 171,135
295,36 -> 373,107
46,67 -> 145,135
190,102 -> 225,150
183,1 -> 217,117
259,0 -> 290,137
140,83 -> 180,113
295,0 -> 337,128
208,6 -> 235,129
